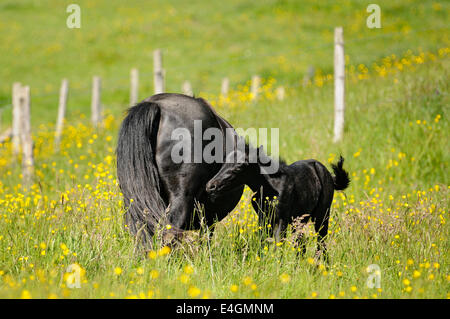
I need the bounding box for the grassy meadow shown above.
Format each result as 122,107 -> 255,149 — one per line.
0,0 -> 449,299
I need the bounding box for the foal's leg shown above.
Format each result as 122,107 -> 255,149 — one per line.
251,194 -> 269,245
311,162 -> 334,264
314,209 -> 330,263
274,217 -> 288,244
296,233 -> 307,257
293,216 -> 310,257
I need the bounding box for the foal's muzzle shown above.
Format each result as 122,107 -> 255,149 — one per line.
206,182 -> 218,194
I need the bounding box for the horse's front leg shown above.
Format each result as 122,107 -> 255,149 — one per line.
272,192 -> 291,244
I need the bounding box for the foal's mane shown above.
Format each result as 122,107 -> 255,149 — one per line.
245,141 -> 288,176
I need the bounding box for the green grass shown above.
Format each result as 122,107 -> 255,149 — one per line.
0,0 -> 449,124
0,0 -> 448,299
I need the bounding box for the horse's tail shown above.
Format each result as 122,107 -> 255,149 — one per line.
331,156 -> 350,191
116,101 -> 177,246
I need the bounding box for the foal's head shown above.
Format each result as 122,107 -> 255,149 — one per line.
206,144 -> 262,198
206,150 -> 248,196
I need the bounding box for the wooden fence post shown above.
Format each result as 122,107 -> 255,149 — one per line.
130,68 -> 139,106
19,85 -> 33,183
12,82 -> 22,156
0,103 -> 12,143
333,27 -> 345,143
182,81 -> 193,96
251,75 -> 260,100
91,76 -> 102,128
221,77 -> 229,97
55,79 -> 68,150
153,49 -> 164,94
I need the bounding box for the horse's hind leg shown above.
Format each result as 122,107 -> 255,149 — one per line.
152,192 -> 195,246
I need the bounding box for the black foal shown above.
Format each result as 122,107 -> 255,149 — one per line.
206,144 -> 350,260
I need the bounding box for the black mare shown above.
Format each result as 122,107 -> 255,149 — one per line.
116,93 -> 243,247
206,143 -> 350,260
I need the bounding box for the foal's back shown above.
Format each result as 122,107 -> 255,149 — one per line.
287,160 -> 334,219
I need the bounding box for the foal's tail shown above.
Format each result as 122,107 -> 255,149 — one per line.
116,101 -> 181,246
331,156 -> 350,191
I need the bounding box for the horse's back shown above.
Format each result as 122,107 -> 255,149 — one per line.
145,93 -> 217,122
147,93 -> 234,168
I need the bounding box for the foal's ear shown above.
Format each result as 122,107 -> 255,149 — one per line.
257,145 -> 265,159
255,145 -> 273,167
